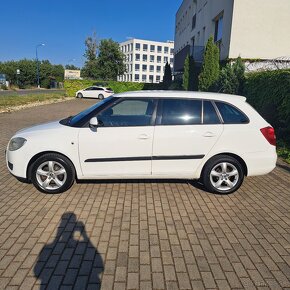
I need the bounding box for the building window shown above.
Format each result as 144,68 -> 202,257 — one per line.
143,54 -> 147,62
164,57 -> 168,63
150,55 -> 154,62
157,66 -> 161,72
150,65 -> 154,72
150,45 -> 155,52
149,75 -> 154,83
192,14 -> 196,30
143,44 -> 148,51
135,74 -> 139,81
142,75 -> 146,82
156,76 -> 160,82
170,48 -> 174,55
135,54 -> 140,61
135,43 -> 141,51
164,47 -> 169,54
135,64 -> 139,71
157,46 -> 162,53
214,14 -> 223,42
157,56 -> 161,63
142,65 -> 147,72
170,58 -> 173,64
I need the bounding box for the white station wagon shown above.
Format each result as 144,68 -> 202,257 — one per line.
6,91 -> 277,194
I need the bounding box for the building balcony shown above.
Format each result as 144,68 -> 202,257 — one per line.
190,46 -> 205,63
174,45 -> 205,72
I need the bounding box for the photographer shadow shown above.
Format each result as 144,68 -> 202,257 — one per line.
34,212 -> 103,289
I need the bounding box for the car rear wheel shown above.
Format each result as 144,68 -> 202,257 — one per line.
202,155 -> 244,194
98,94 -> 104,100
77,93 -> 83,98
30,153 -> 75,194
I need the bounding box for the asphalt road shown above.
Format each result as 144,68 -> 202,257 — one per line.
0,89 -> 65,96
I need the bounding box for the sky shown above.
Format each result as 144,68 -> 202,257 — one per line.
0,0 -> 183,68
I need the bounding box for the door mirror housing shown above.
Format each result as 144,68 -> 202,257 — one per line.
89,117 -> 99,128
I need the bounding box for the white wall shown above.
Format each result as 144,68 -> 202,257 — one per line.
229,0 -> 290,59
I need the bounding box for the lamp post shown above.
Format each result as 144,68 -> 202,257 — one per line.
36,43 -> 45,88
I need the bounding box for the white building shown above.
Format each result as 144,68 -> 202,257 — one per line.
118,39 -> 174,83
174,0 -> 290,72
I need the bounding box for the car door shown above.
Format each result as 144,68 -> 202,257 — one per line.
78,98 -> 157,177
83,87 -> 94,98
152,99 -> 223,178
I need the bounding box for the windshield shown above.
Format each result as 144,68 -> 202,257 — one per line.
66,96 -> 114,127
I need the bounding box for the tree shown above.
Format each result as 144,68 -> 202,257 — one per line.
82,33 -> 99,79
232,56 -> 245,94
0,59 -> 64,88
65,64 -> 80,70
96,39 -> 126,81
183,54 -> 196,91
198,35 -> 220,91
162,62 -> 172,89
84,32 -> 98,62
216,57 -> 245,95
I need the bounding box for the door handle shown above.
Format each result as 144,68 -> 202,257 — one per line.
138,134 -> 150,140
203,132 -> 215,137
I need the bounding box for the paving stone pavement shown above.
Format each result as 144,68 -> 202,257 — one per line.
0,99 -> 290,290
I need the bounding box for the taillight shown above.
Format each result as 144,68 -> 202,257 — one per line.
260,127 -> 276,146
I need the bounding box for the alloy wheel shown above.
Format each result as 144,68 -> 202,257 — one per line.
209,162 -> 239,191
36,161 -> 67,190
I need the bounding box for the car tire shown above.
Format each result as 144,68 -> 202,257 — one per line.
98,94 -> 104,100
77,93 -> 83,98
202,155 -> 244,194
30,153 -> 75,194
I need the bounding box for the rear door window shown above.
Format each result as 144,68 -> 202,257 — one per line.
159,99 -> 202,125
215,101 -> 249,124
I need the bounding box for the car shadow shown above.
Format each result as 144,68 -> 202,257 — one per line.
76,178 -> 208,190
34,212 -> 103,289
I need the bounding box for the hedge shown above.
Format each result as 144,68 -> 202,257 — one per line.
244,69 -> 290,145
64,80 -> 160,97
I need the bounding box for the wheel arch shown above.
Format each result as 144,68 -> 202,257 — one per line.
27,151 -> 77,181
201,153 -> 248,177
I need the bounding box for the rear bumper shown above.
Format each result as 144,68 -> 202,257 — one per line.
244,150 -> 277,176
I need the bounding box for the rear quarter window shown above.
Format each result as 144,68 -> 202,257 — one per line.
215,101 -> 249,124
203,101 -> 221,124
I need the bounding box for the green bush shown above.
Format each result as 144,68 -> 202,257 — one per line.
244,69 -> 290,145
64,80 -> 159,97
216,57 -> 245,95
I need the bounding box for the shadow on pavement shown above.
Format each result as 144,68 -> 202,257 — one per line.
34,212 -> 103,289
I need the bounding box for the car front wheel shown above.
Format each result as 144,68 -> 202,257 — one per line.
77,93 -> 83,98
98,94 -> 104,100
202,155 -> 244,194
30,153 -> 75,194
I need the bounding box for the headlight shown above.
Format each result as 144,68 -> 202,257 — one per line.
8,137 -> 27,151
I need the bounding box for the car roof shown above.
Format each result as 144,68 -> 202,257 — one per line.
115,90 -> 246,102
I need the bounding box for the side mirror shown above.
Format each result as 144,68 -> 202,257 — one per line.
89,117 -> 99,128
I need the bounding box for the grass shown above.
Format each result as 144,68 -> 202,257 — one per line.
277,146 -> 290,164
0,93 -> 70,109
